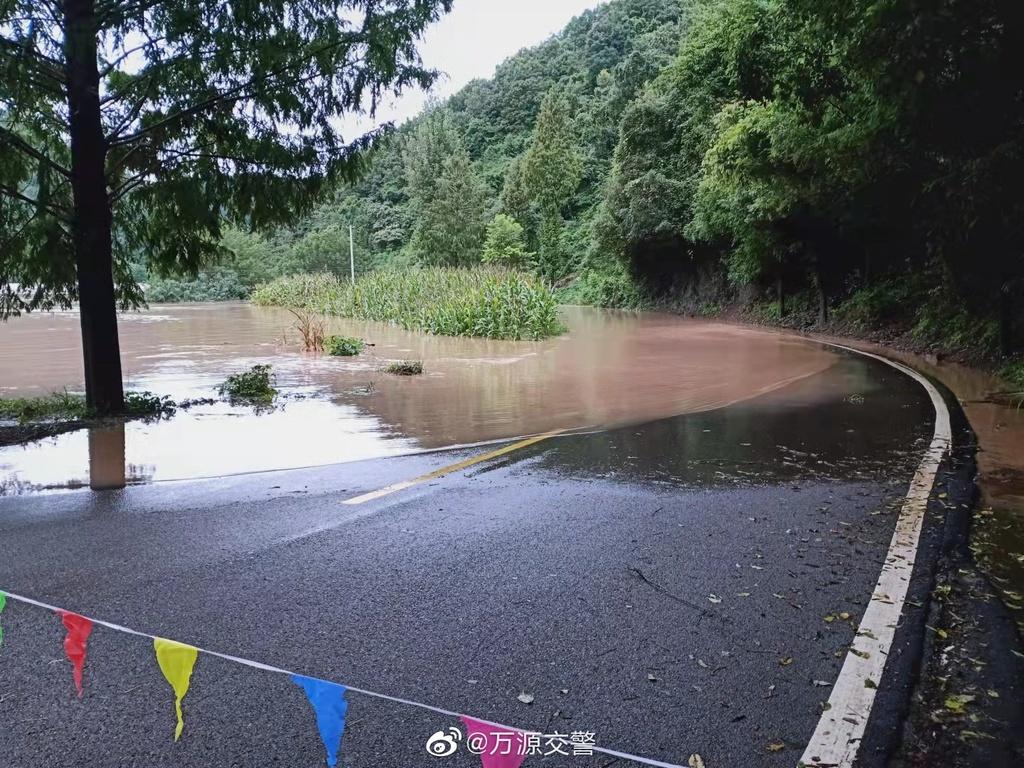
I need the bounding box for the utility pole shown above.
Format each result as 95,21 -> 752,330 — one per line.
349,225 -> 355,285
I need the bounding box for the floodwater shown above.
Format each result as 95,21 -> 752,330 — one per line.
0,303 -> 842,493
814,334 -> 1024,627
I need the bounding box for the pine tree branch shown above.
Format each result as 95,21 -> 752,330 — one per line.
0,184 -> 70,221
0,127 -> 72,178
106,36 -> 368,146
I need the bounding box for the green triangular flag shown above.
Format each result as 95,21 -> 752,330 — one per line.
0,591 -> 7,647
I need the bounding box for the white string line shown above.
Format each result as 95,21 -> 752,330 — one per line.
0,589 -> 684,768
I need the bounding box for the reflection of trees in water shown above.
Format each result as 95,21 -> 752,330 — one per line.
0,475 -> 89,496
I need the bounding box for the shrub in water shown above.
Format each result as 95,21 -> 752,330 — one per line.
218,364 -> 277,403
384,360 -> 423,376
325,335 -> 364,356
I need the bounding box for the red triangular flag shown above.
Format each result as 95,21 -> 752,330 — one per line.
59,611 -> 94,697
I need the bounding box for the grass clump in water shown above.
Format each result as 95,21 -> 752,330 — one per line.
385,360 -> 423,376
252,267 -> 564,341
325,335 -> 364,356
0,391 -> 91,422
217,364 -> 277,403
0,390 -> 176,423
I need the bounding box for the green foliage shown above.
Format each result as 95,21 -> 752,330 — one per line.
522,90 -> 583,280
253,267 -> 564,340
558,255 -> 646,308
0,390 -> 173,422
834,280 -> 919,330
404,111 -> 489,266
481,215 -> 533,268
217,365 -> 277,404
146,266 -> 250,302
1002,360 -> 1024,391
325,336 -> 365,356
123,392 -> 177,417
0,0 -> 454,316
385,360 -> 424,375
0,391 -> 91,423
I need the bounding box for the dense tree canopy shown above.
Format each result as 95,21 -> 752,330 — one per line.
12,0 -> 1021,369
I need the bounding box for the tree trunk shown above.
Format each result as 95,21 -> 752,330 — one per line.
813,252 -> 829,325
64,0 -> 124,415
999,283 -> 1014,357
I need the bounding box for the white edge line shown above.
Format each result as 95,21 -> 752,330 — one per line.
799,343 -> 952,768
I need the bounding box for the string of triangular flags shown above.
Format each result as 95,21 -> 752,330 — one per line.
0,589 -> 684,768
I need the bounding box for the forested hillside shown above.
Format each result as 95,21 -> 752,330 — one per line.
149,0 -> 1024,365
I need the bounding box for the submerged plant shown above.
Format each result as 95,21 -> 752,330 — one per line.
289,309 -> 327,351
0,391 -> 91,422
123,391 -> 177,418
0,390 -> 176,423
217,365 -> 277,403
325,335 -> 364,356
384,360 -> 423,376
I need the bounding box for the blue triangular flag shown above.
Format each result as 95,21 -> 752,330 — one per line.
292,674 -> 349,767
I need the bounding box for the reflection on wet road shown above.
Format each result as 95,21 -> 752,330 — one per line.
0,303 -> 839,492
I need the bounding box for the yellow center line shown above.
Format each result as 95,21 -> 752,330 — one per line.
341,429 -> 564,505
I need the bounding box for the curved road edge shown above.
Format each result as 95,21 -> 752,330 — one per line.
802,342 -> 1023,768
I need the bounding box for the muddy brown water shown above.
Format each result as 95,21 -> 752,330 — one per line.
1,303 -> 841,492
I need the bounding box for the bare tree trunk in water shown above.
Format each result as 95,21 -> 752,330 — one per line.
64,0 -> 124,415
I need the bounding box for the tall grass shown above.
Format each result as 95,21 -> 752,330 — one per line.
252,267 -> 564,341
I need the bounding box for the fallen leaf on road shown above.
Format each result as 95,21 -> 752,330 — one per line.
944,694 -> 975,713
687,754 -> 706,768
647,673 -> 658,682
708,594 -> 722,604
517,692 -> 535,705
779,657 -> 793,667
766,742 -> 785,752
812,680 -> 830,687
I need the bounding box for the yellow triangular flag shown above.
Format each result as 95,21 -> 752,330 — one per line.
154,637 -> 198,741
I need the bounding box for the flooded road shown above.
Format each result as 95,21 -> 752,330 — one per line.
0,303 -> 840,491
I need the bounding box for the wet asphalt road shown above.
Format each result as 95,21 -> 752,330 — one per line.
0,350 -> 952,768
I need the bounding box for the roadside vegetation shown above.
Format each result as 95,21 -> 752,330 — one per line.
253,267 -> 563,341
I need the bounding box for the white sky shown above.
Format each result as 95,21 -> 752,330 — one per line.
350,0 -> 606,133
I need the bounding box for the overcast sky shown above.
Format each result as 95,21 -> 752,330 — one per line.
348,0 -> 605,133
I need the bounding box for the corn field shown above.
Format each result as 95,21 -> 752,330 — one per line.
251,267 -> 564,341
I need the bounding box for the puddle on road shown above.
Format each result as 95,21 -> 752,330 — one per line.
0,303 -> 839,492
